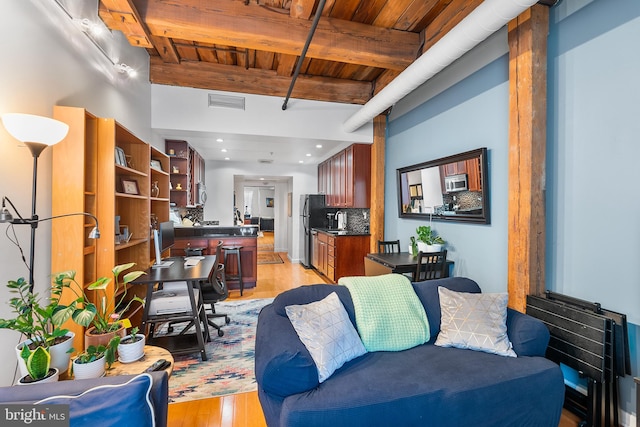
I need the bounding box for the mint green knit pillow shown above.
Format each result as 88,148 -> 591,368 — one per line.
339,274 -> 430,352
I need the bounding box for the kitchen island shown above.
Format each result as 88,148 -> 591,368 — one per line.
173,225 -> 259,291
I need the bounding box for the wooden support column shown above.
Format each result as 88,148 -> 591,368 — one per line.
369,115 -> 386,252
507,5 -> 549,312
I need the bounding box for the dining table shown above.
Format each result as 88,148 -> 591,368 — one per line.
364,252 -> 453,279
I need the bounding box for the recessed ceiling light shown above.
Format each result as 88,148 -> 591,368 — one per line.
224,157 -> 230,160
259,177 -> 264,180
316,144 -> 322,148
306,153 -> 311,157
299,160 -> 304,164
216,138 -> 223,143
221,148 -> 227,152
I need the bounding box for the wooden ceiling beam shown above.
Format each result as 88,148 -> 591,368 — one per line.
135,0 -> 419,70
99,0 -> 153,48
149,57 -> 372,104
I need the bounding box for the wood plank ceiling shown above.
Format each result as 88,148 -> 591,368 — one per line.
98,0 -> 486,105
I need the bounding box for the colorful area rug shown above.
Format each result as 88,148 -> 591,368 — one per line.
257,252 -> 283,264
165,298 -> 274,403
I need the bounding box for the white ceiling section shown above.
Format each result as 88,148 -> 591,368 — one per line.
343,0 -> 540,132
151,85 -> 373,166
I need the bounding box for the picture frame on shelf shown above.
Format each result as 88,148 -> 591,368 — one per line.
150,159 -> 163,171
115,147 -> 126,166
121,178 -> 140,195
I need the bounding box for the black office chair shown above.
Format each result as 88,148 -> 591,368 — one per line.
414,250 -> 448,281
202,240 -> 230,337
164,241 -> 230,337
378,239 -> 401,253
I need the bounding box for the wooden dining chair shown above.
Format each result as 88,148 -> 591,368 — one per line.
377,239 -> 401,254
414,250 -> 448,281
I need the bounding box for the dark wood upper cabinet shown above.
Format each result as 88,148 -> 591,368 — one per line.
318,143 -> 371,208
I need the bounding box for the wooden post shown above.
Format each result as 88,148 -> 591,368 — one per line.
369,115 -> 386,252
507,5 -> 549,312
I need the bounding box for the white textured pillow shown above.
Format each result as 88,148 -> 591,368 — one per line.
435,287 -> 516,357
285,292 -> 367,382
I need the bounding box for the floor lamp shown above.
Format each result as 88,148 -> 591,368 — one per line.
0,113 -> 99,293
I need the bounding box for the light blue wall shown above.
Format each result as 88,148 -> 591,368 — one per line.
386,0 -> 639,420
386,56 -> 510,294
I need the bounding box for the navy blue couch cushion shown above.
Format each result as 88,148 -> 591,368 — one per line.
278,344 -> 564,427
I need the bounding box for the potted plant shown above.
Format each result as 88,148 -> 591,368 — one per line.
17,345 -> 59,385
52,263 -> 145,350
415,225 -> 445,253
114,326 -> 146,363
72,345 -> 107,380
0,277 -> 75,376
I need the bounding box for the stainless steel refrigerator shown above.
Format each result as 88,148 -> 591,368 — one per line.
300,194 -> 326,268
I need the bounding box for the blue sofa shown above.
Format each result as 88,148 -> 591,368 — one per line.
255,277 -> 565,427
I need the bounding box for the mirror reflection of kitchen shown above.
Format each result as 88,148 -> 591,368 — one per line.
401,160 -> 483,216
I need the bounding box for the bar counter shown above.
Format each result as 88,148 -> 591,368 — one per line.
173,225 -> 258,291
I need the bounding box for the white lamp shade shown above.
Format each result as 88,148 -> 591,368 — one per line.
1,113 -> 69,146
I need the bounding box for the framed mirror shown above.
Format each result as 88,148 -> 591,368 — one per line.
397,147 -> 490,224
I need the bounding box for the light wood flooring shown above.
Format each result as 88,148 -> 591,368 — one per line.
167,232 -> 579,427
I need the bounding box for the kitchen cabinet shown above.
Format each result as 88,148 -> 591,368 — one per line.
317,160 -> 330,196
312,230 -> 370,282
318,143 -> 371,208
465,157 -> 482,192
439,158 -> 482,192
172,232 -> 258,291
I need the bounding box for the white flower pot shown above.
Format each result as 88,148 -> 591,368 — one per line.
117,334 -> 146,363
49,331 -> 75,374
416,242 -> 443,253
17,368 -> 59,385
15,332 -> 75,377
73,356 -> 106,380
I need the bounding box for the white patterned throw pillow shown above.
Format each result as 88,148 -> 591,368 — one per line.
285,292 -> 367,382
435,287 -> 516,357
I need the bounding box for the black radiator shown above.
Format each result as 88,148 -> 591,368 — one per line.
526,291 -> 630,427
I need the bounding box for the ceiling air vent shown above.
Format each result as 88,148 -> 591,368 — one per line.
258,159 -> 274,164
208,93 -> 245,110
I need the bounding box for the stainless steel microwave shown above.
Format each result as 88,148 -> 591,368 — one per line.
444,174 -> 468,192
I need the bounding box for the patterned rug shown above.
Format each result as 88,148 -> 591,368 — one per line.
257,252 -> 283,264
164,298 -> 274,403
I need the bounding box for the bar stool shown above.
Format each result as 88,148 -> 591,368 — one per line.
222,245 -> 244,296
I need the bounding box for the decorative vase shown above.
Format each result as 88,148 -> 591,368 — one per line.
84,324 -> 126,351
17,368 -> 59,385
15,331 -> 75,377
416,242 -> 443,253
117,334 -> 146,363
72,356 -> 105,380
151,181 -> 160,198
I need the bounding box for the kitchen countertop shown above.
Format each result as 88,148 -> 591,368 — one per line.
312,228 -> 370,236
174,225 -> 259,238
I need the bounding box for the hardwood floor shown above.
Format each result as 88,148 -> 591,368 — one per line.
167,232 -> 329,427
167,232 -> 579,427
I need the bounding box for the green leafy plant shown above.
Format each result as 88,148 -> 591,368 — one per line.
51,263 -> 145,335
415,225 -> 445,245
0,277 -> 69,351
20,345 -> 52,381
113,326 -> 141,347
72,335 -> 120,369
